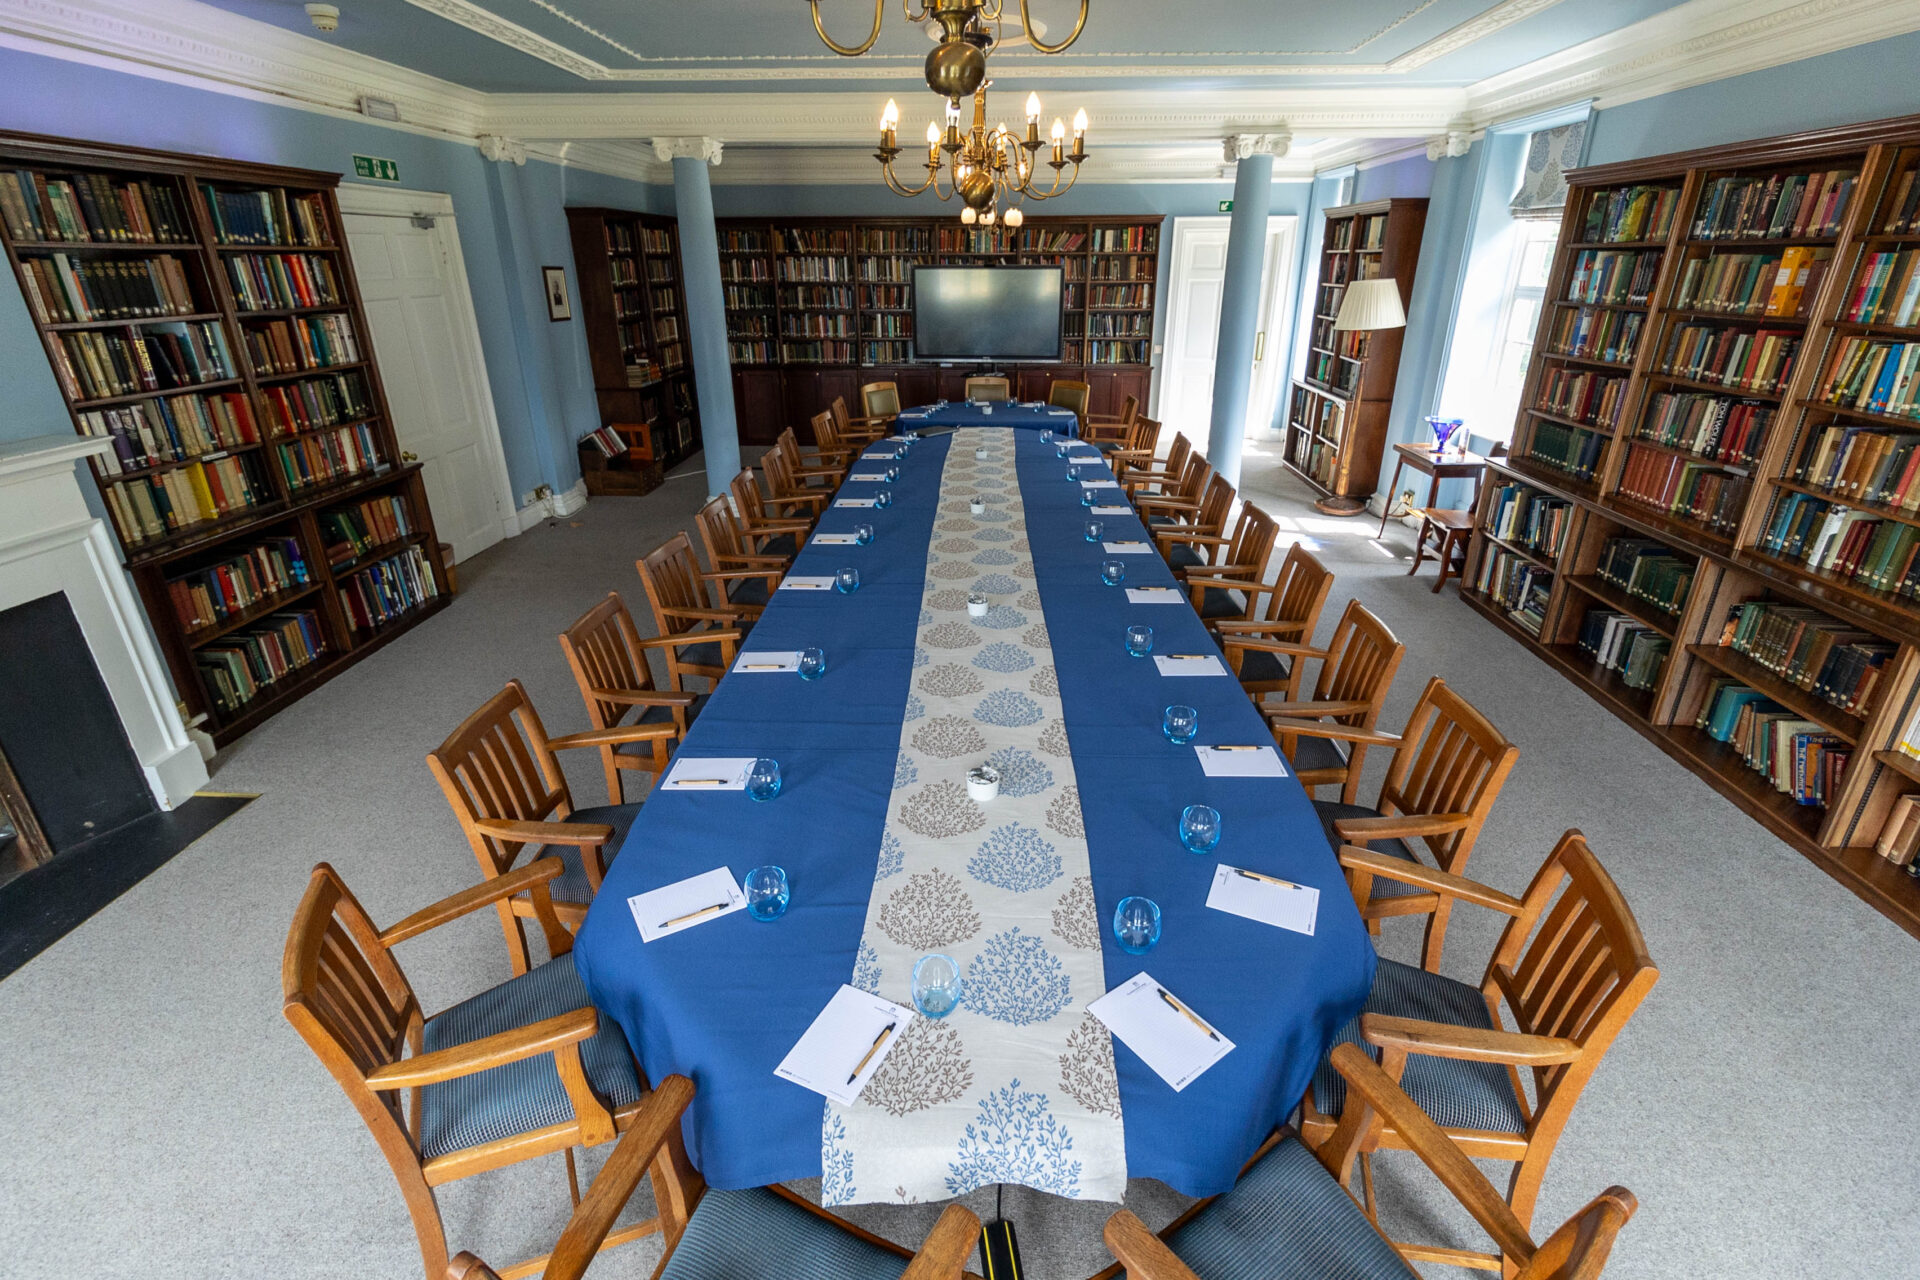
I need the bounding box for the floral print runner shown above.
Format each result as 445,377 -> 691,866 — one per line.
823,428 -> 1126,1206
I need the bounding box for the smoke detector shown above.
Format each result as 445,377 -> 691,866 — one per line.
305,4 -> 340,33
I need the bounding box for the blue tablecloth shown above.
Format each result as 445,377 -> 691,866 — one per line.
895,401 -> 1080,432
573,430 -> 1374,1200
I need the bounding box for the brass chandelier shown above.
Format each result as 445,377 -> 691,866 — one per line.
803,0 -> 1092,220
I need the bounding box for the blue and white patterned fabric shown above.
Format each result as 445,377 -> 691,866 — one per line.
572,428 -> 1374,1202
545,803 -> 641,903
417,953 -> 643,1160
657,1186 -> 916,1280
1310,958 -> 1528,1135
1312,801 -> 1424,899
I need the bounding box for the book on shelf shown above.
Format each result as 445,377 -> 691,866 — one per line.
167,535 -> 310,631
52,320 -> 236,401
641,226 -> 672,256
1634,391 -> 1772,465
17,252 -> 199,322
1614,442 -> 1749,533
80,388 -> 259,475
1576,608 -> 1671,689
1538,368 -> 1630,429
274,420 -> 383,491
224,252 -> 343,311
1875,795 -> 1920,866
1657,321 -> 1800,392
1813,337 -> 1920,419
1583,185 -> 1680,243
1842,247 -> 1920,326
242,313 -> 360,375
317,493 -> 413,566
101,453 -> 264,545
1477,548 -> 1553,634
338,545 -> 439,632
580,425 -> 626,460
196,609 -> 327,713
1758,493 -> 1920,596
0,169 -> 194,244
1483,482 -> 1572,555
777,255 -> 850,282
1690,168 -> 1858,240
257,370 -> 373,436
1899,703 -> 1920,762
1673,247 -> 1829,317
1566,249 -> 1663,305
1525,419 -> 1607,481
1092,225 -> 1157,253
1794,423 -> 1920,507
1596,536 -> 1695,614
200,184 -> 330,246
604,223 -> 636,255
1547,307 -> 1643,364
1718,599 -> 1896,715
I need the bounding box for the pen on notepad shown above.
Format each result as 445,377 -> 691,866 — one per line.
739,663 -> 787,671
1167,654 -> 1214,661
847,1021 -> 896,1084
1235,867 -> 1302,890
672,777 -> 732,787
1211,745 -> 1263,752
660,902 -> 729,929
1157,986 -> 1220,1041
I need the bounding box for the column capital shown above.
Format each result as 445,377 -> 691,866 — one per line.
1425,128 -> 1473,162
653,137 -> 724,166
1223,133 -> 1290,164
476,134 -> 527,166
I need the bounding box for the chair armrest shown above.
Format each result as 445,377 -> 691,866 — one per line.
636,628 -> 744,650
1154,530 -> 1232,548
1256,698 -> 1371,717
1211,619 -> 1309,637
365,1007 -> 599,1090
1336,845 -> 1526,916
658,604 -> 750,624
1223,639 -> 1327,658
1135,497 -> 1201,515
472,818 -> 615,848
539,1075 -> 699,1280
586,688 -> 699,708
547,724 -> 681,751
1361,1014 -> 1582,1067
376,857 -> 566,948
700,568 -> 784,584
1334,812 -> 1473,844
743,517 -> 815,534
713,553 -> 793,569
899,1204 -> 986,1280
1264,715 -> 1403,746
1101,1210 -> 1201,1280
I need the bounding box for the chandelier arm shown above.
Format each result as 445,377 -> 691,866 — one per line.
901,0 -> 933,21
1019,0 -> 1088,53
880,162 -> 936,197
806,0 -> 884,56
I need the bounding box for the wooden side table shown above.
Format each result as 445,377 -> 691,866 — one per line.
1377,442 -> 1488,539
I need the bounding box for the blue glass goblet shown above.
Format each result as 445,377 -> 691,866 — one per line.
744,865 -> 789,921
1113,896 -> 1162,955
1180,803 -> 1222,854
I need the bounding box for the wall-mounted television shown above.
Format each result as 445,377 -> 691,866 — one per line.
913,266 -> 1063,361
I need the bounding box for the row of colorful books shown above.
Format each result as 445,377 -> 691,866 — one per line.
1794,423 -> 1920,506
242,313 -> 361,377
1088,341 -> 1151,365
580,425 -> 629,459
17,252 -> 199,323
1092,226 -> 1158,253
1595,536 -> 1695,615
641,227 -> 673,256
1656,322 -> 1799,393
1718,599 -> 1895,715
860,285 -> 909,310
1689,168 -> 1857,241
1565,249 -> 1662,306
1536,368 -> 1629,428
1483,482 -> 1572,555
1614,443 -> 1749,534
779,340 -> 855,364
1757,494 -> 1920,596
1812,338 -> 1920,420
0,169 -> 194,244
196,609 -> 326,713
338,546 -> 439,633
167,536 -> 310,632
1673,247 -> 1827,317
1576,608 -> 1671,690
199,184 -> 330,247
1697,678 -> 1849,808
1477,549 -> 1552,635
781,228 -> 851,254
1547,307 -> 1642,365
1633,391 -> 1772,465
103,454 -> 264,546
1525,420 -> 1608,481
81,389 -> 259,475
53,320 -> 235,401
1581,185 -> 1679,244
782,285 -> 854,310
317,494 -> 414,568
258,370 -> 374,437
777,256 -> 853,283
275,421 -> 383,491
781,314 -> 856,338
1090,285 -> 1151,310
224,253 -> 342,312
861,314 -> 911,338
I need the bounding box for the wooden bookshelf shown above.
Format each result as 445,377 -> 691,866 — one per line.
0,130 -> 448,747
715,216 -> 1162,444
1464,113 -> 1920,938
565,208 -> 700,477
1283,198 -> 1428,512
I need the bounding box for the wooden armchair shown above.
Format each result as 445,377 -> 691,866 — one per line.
775,426 -> 846,489
835,391 -> 890,445
558,593 -> 701,805
757,448 -> 833,525
636,532 -> 750,692
1105,414 -> 1162,481
1299,832 -> 1658,1273
808,409 -> 861,470
1182,504 -> 1280,626
1105,1045 -> 1637,1280
446,1075 -> 981,1280
694,494 -> 787,619
429,680 -> 668,972
964,374 -> 1010,401
856,381 -> 903,438
1268,675 -> 1518,971
1150,473 -> 1234,572
1047,377 -> 1090,430
283,858 -> 657,1280
1214,543 -> 1339,703
728,469 -> 811,558
1119,433 -> 1192,500
1084,393 -> 1139,448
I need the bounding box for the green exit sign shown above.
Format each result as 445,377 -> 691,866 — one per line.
352,154 -> 401,183
1218,199 -> 1234,212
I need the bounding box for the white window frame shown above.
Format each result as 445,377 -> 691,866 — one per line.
1477,218 -> 1560,444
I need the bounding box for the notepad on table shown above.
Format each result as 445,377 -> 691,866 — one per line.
628,867 -> 747,943
1154,653 -> 1228,677
1195,744 -> 1288,778
1102,540 -> 1152,554
779,576 -> 837,591
1125,586 -> 1184,604
1080,479 -> 1122,489
1091,504 -> 1132,516
813,532 -> 861,545
735,651 -> 802,673
1088,973 -> 1234,1091
660,757 -> 755,790
835,498 -> 879,509
848,472 -> 890,482
775,985 -> 916,1106
1206,863 -> 1319,936
864,450 -> 900,460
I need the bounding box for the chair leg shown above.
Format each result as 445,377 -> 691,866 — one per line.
1419,898 -> 1454,972
566,1146 -> 583,1207
1432,531 -> 1455,593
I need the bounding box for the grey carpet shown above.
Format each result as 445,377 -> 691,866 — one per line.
0,440 -> 1914,1278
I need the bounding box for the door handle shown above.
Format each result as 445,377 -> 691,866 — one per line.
1254,331 -> 1266,362
400,450 -> 419,462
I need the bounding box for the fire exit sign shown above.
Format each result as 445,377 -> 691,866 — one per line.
352,154 -> 401,182
1218,199 -> 1233,212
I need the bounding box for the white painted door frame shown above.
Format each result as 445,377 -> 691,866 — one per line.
1161,215 -> 1299,443
335,183 -> 519,551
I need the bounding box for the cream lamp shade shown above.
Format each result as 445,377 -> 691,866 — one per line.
1331,277 -> 1407,331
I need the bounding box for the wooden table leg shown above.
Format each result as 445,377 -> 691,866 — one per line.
1376,456 -> 1407,539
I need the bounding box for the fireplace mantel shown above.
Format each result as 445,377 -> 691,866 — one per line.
0,434 -> 207,808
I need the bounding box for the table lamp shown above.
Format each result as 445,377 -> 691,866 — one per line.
1317,278 -> 1408,515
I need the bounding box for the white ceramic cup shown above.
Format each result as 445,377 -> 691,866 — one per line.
966,765 -> 1001,802
967,594 -> 989,618
969,498 -> 985,513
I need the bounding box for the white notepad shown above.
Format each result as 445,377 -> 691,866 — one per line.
1195,745 -> 1289,778
779,576 -> 837,591
735,651 -> 802,673
775,985 -> 916,1106
627,868 -> 747,943
1088,973 -> 1235,1092
1154,654 -> 1228,677
1081,479 -> 1122,489
1091,504 -> 1132,516
1206,864 -> 1319,937
835,498 -> 879,509
660,757 -> 756,790
813,532 -> 861,545
848,472 -> 890,482
1126,586 -> 1185,604
864,450 -> 900,460
1103,540 -> 1153,554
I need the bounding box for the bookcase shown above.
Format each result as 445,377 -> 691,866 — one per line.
0,130 -> 447,748
715,216 -> 1162,444
1283,198 -> 1428,512
565,208 -> 701,481
1462,113 -> 1920,938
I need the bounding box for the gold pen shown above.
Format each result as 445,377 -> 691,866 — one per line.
1167,654 -> 1215,661
1157,987 -> 1220,1042
673,778 -> 732,787
1235,867 -> 1302,890
739,663 -> 788,671
847,1021 -> 897,1084
1211,745 -> 1264,752
659,901 -> 729,929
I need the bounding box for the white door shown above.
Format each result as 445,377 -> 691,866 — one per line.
1247,219 -> 1300,441
1160,216 -> 1299,442
341,191 -> 514,563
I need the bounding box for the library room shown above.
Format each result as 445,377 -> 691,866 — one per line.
5,3 -> 1920,1278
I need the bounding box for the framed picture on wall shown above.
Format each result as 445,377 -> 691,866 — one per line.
543,266 -> 571,322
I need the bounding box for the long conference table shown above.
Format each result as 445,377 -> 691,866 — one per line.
573,402 -> 1374,1207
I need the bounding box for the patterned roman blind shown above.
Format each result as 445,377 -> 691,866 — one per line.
1511,121 -> 1587,221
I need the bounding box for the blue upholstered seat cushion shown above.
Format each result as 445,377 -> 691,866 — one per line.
546,803 -> 642,902
1141,1136 -> 1414,1280
417,952 -> 644,1160
1282,730 -> 1349,776
659,1187 -> 912,1280
727,574 -> 773,612
1198,585 -> 1246,620
758,532 -> 800,559
1310,958 -> 1528,1136
1233,644 -> 1292,688
674,640 -> 728,670
1312,800 -> 1422,898
1166,541 -> 1206,571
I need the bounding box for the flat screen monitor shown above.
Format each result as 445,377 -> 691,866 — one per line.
913,266 -> 1063,361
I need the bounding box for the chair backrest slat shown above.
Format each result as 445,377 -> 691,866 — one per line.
559,593 -> 658,732
637,533 -> 713,638
1126,412 -> 1159,455
1312,600 -> 1405,726
429,682 -> 571,881
1264,543 -> 1335,637
283,866 -> 417,1095
1193,474 -> 1235,540
1379,678 -> 1517,870
1225,503 -> 1278,571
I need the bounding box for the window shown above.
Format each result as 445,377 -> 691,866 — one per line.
1479,219 -> 1560,442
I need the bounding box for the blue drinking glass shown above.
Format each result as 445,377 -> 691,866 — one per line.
1113,896 -> 1162,955
1180,803 -> 1222,855
912,954 -> 963,1018
885,465 -> 900,482
1039,429 -> 1054,444
1080,488 -> 1098,508
798,647 -> 827,681
747,758 -> 782,802
1066,464 -> 1081,483
1056,442 -> 1071,459
1163,704 -> 1198,744
1101,559 -> 1126,586
1125,624 -> 1154,658
875,489 -> 894,509
744,865 -> 789,921
854,523 -> 875,545
1085,519 -> 1103,543
836,566 -> 861,594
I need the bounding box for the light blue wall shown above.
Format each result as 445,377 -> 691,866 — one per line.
708,182 -> 1310,220
1354,154 -> 1437,203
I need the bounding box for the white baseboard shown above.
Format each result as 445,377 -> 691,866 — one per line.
515,479 -> 589,531
551,479 -> 589,517
144,738 -> 210,810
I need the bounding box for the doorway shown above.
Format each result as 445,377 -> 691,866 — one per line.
1158,216 -> 1299,445
338,185 -> 517,563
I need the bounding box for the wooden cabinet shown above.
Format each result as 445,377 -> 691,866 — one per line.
732,369 -> 784,445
